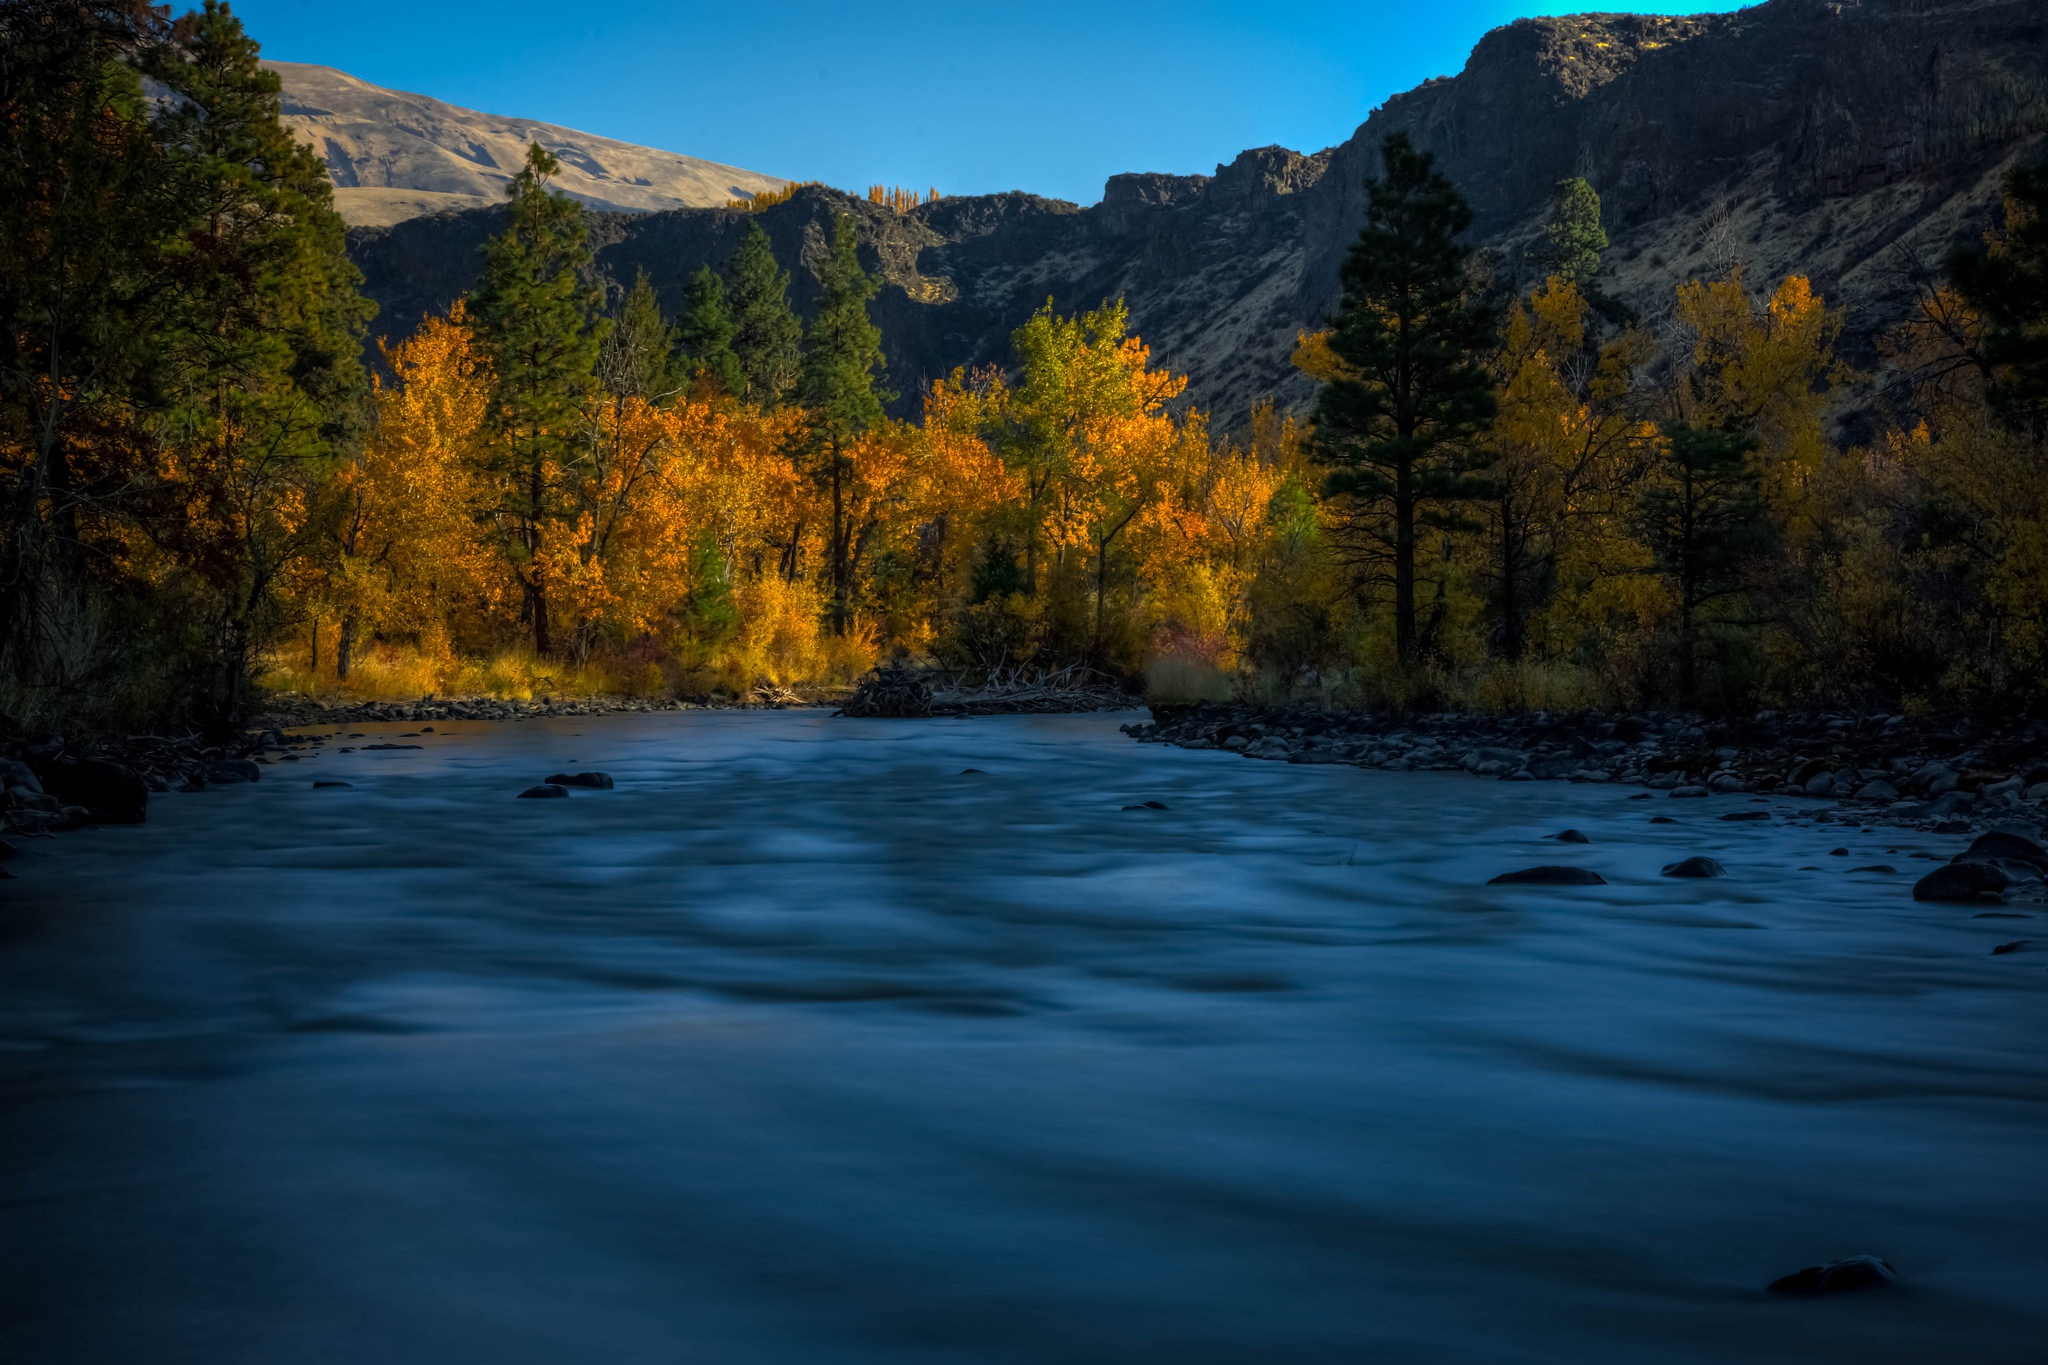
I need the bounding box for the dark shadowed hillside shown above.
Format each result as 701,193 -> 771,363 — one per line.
346,0 -> 2046,421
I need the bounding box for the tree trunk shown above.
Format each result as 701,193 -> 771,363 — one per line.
830,446 -> 847,636
337,612 -> 356,681
1394,456 -> 1417,664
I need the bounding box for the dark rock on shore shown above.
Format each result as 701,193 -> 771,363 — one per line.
1489,866 -> 1607,886
1767,1255 -> 1898,1298
39,757 -> 147,824
1962,831 -> 2048,872
1662,857 -> 1726,878
208,759 -> 261,785
546,772 -> 615,789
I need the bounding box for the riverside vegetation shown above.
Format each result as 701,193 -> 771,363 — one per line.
5,2 -> 2048,766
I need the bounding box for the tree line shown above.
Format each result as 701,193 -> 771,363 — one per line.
3,2 -> 2044,736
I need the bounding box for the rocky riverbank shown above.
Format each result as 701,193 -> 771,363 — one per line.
1125,703 -> 2048,838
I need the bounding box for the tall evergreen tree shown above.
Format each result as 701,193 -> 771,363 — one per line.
795,216 -> 888,633
0,0 -> 175,689
725,220 -> 801,406
1634,422 -> 1768,704
1540,177 -> 1608,288
1311,132 -> 1498,664
152,0 -> 373,730
676,264 -> 744,397
1951,162 -> 2048,433
601,268 -> 679,402
467,142 -> 604,657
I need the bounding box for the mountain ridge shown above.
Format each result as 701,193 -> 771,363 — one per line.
268,60 -> 789,227
342,0 -> 2048,421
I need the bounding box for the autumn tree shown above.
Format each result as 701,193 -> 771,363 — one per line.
676,264 -> 743,396
1309,133 -> 1498,664
726,220 -> 801,406
467,142 -> 604,656
794,216 -> 890,633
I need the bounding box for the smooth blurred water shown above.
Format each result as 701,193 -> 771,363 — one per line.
2,712 -> 2044,1362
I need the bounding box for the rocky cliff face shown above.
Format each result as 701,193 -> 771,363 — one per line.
346,0 -> 2047,423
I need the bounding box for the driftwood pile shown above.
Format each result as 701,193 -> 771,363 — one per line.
840,663 -> 1132,718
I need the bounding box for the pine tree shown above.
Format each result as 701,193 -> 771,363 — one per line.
795,215 -> 888,633
676,264 -> 743,397
152,0 -> 374,731
601,269 -> 679,402
1540,177 -> 1608,288
1951,162 -> 2048,433
1310,132 -> 1498,664
1634,422 -> 1768,704
466,142 -> 604,656
725,220 -> 801,406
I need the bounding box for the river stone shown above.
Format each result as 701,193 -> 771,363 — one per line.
1912,861 -> 2009,903
362,743 -> 423,751
208,759 -> 260,784
1854,780 -> 1899,801
1990,940 -> 2029,955
1767,1255 -> 1898,1298
1488,865 -> 1607,885
41,757 -> 147,824
1670,786 -> 1709,799
1925,769 -> 1961,797
546,771 -> 615,790
1719,810 -> 1770,822
1551,829 -> 1591,843
1804,772 -> 1836,797
1709,773 -> 1746,793
1787,757 -> 1831,786
1851,865 -> 1896,874
313,780 -> 352,789
1662,856 -> 1726,878
517,784 -> 570,800
1961,831 -> 2048,871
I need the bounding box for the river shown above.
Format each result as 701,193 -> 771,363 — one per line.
2,712 -> 2043,1362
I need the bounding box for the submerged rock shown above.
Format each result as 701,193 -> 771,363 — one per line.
1662,856 -> 1726,878
1912,862 -> 2009,903
312,780 -> 353,789
546,771 -> 615,790
517,784 -> 570,800
1551,829 -> 1591,843
1767,1255 -> 1898,1298
1961,831 -> 2048,872
1488,865 -> 1607,885
1670,786 -> 1709,799
1719,810 -> 1770,822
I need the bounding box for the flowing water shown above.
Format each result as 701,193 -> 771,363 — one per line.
2,712 -> 2044,1362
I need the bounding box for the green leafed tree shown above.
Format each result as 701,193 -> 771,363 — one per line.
467,142 -> 605,656
1541,177 -> 1608,288
794,215 -> 889,633
725,220 -> 801,406
1310,132 -> 1499,665
675,264 -> 744,397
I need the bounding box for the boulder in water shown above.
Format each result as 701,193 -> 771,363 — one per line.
546,772 -> 614,790
1662,856 -> 1726,878
208,759 -> 260,785
40,757 -> 147,824
517,784 -> 569,800
1912,862 -> 2009,903
1488,865 -> 1607,885
1961,830 -> 2048,872
312,780 -> 352,789
1550,829 -> 1591,843
1767,1255 -> 1898,1298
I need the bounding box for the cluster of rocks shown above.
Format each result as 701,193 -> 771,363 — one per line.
1126,704 -> 2048,837
517,771 -> 615,800
260,693 -> 710,727
0,724 -> 324,854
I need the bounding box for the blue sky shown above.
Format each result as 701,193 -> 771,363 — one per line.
229,0 -> 1734,204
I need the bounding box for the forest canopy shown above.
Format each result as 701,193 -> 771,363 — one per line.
3,2 -> 2046,737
